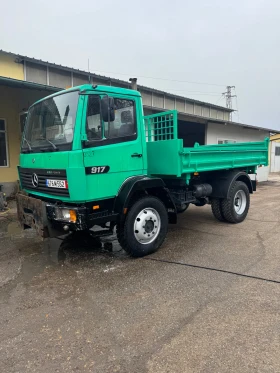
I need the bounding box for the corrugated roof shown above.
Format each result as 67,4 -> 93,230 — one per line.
1,75 -> 278,133
0,75 -> 61,92
0,49 -> 233,112
143,104 -> 278,133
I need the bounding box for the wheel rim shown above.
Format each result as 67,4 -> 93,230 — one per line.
133,208 -> 161,244
234,190 -> 247,215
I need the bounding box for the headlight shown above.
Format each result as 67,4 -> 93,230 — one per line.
55,208 -> 77,223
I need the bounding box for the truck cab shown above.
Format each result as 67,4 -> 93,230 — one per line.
19,85 -> 146,202
17,84 -> 269,257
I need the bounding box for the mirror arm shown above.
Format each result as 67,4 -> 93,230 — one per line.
107,94 -> 110,138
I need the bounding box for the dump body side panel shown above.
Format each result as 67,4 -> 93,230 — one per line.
147,139 -> 182,177
144,111 -> 269,177
181,139 -> 269,174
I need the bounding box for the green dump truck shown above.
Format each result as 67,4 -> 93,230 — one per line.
16,85 -> 269,257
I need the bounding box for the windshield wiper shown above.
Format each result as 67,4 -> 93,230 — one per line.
22,137 -> 33,152
40,138 -> 58,151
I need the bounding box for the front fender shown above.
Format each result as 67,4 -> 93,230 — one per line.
114,176 -> 177,223
114,176 -> 166,212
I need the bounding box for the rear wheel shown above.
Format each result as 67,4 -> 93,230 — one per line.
221,181 -> 250,223
211,198 -> 225,222
117,196 -> 168,257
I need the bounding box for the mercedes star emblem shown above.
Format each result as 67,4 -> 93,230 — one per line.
31,173 -> 39,188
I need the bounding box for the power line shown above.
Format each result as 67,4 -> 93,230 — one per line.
215,95 -> 225,105
164,88 -> 222,94
168,92 -> 222,96
92,68 -> 226,87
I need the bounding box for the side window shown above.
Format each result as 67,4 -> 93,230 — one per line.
87,96 -> 102,140
0,119 -> 8,167
85,97 -> 136,144
217,139 -> 236,144
104,99 -> 136,139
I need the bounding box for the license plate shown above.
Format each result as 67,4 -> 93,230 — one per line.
46,179 -> 67,188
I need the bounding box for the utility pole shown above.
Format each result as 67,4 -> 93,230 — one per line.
223,86 -> 236,120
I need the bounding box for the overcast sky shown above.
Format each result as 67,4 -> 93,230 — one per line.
1,0 -> 280,129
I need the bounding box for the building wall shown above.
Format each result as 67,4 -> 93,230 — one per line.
207,122 -> 270,181
0,52 -> 24,80
15,55 -> 231,122
206,122 -> 269,144
0,85 -> 50,190
139,88 -> 230,121
270,135 -> 280,172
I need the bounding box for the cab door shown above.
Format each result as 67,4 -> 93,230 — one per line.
82,94 -> 145,201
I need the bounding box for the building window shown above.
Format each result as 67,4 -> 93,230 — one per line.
217,139 -> 236,144
275,146 -> 280,156
0,119 -> 8,167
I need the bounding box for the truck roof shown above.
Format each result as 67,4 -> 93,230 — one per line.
31,84 -> 141,107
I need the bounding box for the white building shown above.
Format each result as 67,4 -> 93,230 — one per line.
270,134 -> 280,173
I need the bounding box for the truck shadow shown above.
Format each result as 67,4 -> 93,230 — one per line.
44,231 -> 127,266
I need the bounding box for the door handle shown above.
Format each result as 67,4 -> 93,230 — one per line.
131,153 -> 143,158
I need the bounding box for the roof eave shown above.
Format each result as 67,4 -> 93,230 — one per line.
0,49 -> 232,112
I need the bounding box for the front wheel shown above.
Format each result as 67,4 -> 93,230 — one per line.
117,196 -> 168,257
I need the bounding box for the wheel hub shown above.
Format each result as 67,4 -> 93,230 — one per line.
144,220 -> 154,233
134,208 -> 161,244
234,190 -> 247,215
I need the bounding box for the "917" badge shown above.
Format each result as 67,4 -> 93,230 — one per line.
85,166 -> 110,175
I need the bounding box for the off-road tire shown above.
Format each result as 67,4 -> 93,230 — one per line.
221,181 -> 250,223
211,198 -> 225,222
117,196 -> 168,257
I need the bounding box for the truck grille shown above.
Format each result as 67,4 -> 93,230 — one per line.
18,167 -> 70,197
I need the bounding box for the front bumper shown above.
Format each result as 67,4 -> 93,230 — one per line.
16,193 -> 49,237
16,193 -> 118,238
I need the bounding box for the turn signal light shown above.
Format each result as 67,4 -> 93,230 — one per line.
69,209 -> 77,223
93,205 -> 100,210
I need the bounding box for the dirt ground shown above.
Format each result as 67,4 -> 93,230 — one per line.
1,175 -> 280,373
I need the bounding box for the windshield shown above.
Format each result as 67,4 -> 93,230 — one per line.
22,91 -> 79,152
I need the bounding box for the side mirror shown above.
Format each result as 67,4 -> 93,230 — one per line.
101,96 -> 115,122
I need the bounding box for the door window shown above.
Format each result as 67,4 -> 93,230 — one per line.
86,96 -> 102,140
0,119 -> 8,167
86,96 -> 136,145
105,99 -> 136,139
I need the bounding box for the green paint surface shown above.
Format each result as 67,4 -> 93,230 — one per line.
19,86 -> 269,203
